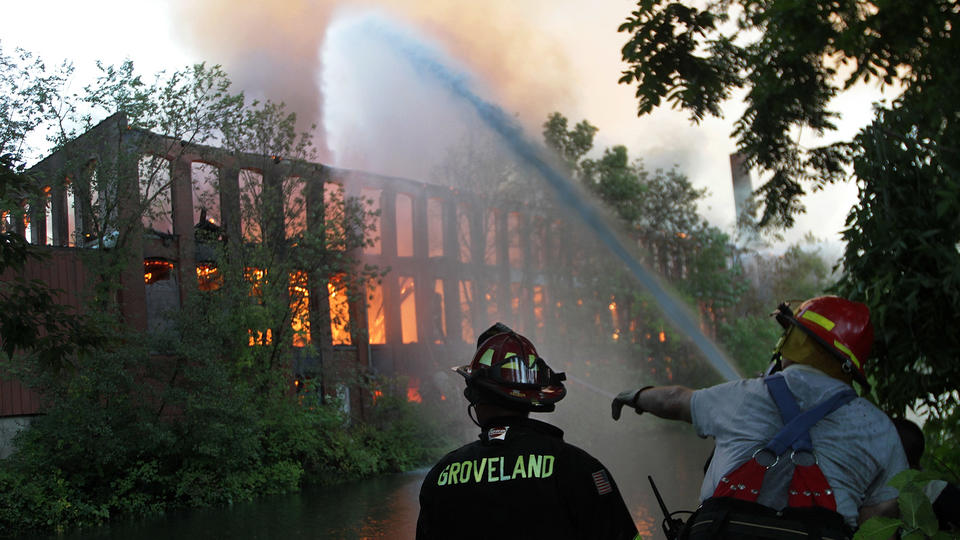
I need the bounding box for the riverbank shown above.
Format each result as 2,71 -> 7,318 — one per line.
0,388 -> 459,538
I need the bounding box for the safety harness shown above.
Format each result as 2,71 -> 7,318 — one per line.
682,374 -> 858,539
713,374 -> 857,508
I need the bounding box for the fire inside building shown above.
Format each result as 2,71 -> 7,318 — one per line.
1,113 -> 728,451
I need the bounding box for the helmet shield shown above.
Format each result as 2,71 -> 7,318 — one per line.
455,324 -> 566,411
474,347 -> 554,387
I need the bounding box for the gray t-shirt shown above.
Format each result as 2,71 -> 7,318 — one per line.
690,364 -> 908,527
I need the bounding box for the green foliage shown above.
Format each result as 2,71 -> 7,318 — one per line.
855,470 -> 956,540
923,408 -> 960,485
834,107 -> 960,417
542,112 -> 598,174
717,315 -> 781,376
618,0 -> 958,231
0,361 -> 446,536
0,44 -> 73,163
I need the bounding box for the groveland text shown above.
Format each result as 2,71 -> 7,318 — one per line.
436,454 -> 555,486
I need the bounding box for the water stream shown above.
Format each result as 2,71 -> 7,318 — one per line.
360,17 -> 741,383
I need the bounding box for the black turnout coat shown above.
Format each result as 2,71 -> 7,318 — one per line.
416,417 -> 638,540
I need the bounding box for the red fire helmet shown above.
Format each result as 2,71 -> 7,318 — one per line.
455,324 -> 566,412
775,296 -> 874,386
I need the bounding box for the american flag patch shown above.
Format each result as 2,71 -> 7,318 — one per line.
592,470 -> 612,495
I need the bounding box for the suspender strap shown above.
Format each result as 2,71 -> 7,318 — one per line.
712,374 -> 858,507
763,374 -> 857,456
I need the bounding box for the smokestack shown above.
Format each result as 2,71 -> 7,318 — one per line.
729,152 -> 752,224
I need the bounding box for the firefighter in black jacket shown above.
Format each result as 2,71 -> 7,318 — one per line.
416,323 -> 639,540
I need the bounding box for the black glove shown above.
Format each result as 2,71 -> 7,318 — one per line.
611,387 -> 652,420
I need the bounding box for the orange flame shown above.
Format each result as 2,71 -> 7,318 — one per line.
290,271 -> 312,347
327,277 -> 351,346
407,386 -> 422,403
197,264 -> 222,291
367,279 -> 386,345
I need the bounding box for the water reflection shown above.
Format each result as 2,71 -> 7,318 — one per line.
45,472 -> 424,540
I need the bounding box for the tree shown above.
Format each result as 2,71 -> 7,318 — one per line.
835,109 -> 960,418
618,0 -> 957,230
0,45 -> 100,373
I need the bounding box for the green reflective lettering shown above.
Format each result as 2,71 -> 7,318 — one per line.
542,455 -> 554,478
528,454 -> 542,478
473,458 -> 487,483
499,456 -> 511,481
449,462 -> 461,485
438,464 -> 450,486
487,457 -> 499,482
459,461 -> 472,483
512,455 -> 527,479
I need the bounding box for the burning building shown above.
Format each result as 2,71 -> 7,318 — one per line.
0,112 -> 576,427
1,110 -> 726,452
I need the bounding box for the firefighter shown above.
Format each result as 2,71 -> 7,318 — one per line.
612,296 -> 908,539
417,323 -> 639,540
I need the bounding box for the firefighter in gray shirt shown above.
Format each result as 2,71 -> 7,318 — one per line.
613,296 -> 908,539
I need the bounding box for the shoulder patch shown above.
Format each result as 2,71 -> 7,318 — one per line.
487,426 -> 508,441
592,469 -> 612,495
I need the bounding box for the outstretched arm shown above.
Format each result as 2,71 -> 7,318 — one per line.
612,386 -> 693,423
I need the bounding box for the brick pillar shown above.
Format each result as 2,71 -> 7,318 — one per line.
442,191 -> 459,344
172,156 -> 196,302
380,188 -> 402,346
412,186 -> 430,343
218,164 -> 242,254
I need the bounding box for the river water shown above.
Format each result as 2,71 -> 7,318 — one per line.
46,471 -> 424,540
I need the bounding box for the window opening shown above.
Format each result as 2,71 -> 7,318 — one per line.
240,169 -> 263,242
196,263 -> 222,292
66,178 -> 77,246
508,212 -> 522,268
484,208 -> 498,265
484,282 -> 499,324
459,280 -> 474,343
328,273 -> 352,346
362,188 -> 381,255
432,279 -> 446,343
396,193 -> 413,257
399,276 -> 418,343
533,285 -> 545,340
139,155 -> 173,234
144,258 -> 179,335
44,186 -> 53,246
290,271 -> 312,347
324,182 -> 346,249
192,162 -> 220,228
367,279 -> 386,345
